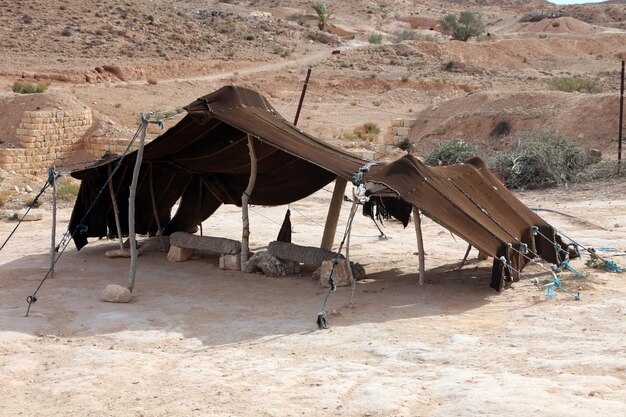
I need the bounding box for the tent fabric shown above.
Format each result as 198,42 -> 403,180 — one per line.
364,154 -> 570,290
70,85 -> 366,249
69,85 -> 570,291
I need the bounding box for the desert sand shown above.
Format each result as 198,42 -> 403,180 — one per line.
1,178 -> 625,416
1,0 -> 626,415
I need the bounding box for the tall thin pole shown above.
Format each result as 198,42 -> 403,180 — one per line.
49,168 -> 57,279
293,68 -> 312,126
107,164 -> 124,250
412,207 -> 425,286
128,117 -> 148,293
241,134 -> 258,270
618,60 -> 624,173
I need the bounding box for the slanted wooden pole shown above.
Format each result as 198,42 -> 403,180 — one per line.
412,207 -> 425,286
293,68 -> 312,126
457,243 -> 472,270
107,164 -> 124,250
128,117 -> 148,293
49,168 -> 57,279
321,177 -> 347,251
241,134 -> 258,270
618,59 -> 624,173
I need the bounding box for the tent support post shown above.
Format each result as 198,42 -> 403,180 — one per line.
241,134 -> 257,270
49,167 -> 57,279
457,243 -> 472,270
412,207 -> 425,286
128,117 -> 148,293
108,164 -> 124,250
321,177 -> 347,251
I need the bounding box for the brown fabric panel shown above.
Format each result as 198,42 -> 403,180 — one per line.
163,176 -> 222,235
433,164 -> 531,247
366,155 -> 509,256
463,157 -> 563,264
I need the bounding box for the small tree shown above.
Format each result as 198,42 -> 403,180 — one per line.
311,2 -> 332,31
439,11 -> 485,41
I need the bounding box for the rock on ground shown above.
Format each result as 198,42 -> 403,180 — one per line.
101,284 -> 132,303
244,251 -> 301,277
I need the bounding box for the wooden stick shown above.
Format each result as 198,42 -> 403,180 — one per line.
108,164 -> 124,250
241,134 -> 258,270
49,168 -> 57,279
412,207 -> 425,286
457,243 -> 472,270
128,118 -> 148,293
321,177 -> 347,251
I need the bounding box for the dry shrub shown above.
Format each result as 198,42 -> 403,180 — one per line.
12,80 -> 47,94
425,139 -> 479,166
549,76 -> 601,93
55,177 -> 80,201
488,129 -> 590,189
0,190 -> 11,208
354,122 -> 380,142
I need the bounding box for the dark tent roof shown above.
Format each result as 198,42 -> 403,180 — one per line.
70,86 -> 366,249
69,85 -> 570,291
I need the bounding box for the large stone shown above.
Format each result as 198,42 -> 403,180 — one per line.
102,284 -> 132,303
316,259 -> 366,287
219,253 -> 241,271
169,232 -> 241,254
167,246 -> 194,262
267,241 -> 341,267
318,259 -> 353,288
14,208 -> 43,221
139,235 -> 170,253
105,248 -> 132,258
243,251 -> 301,277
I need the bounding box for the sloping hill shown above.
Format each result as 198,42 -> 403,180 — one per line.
409,91 -> 621,154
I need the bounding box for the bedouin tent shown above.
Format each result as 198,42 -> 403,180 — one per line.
69,85 -> 573,291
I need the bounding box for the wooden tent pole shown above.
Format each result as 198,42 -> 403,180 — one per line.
241,134 -> 257,270
49,167 -> 57,279
457,243 -> 472,270
412,207 -> 425,286
321,177 -> 347,251
128,117 -> 148,293
108,164 -> 124,250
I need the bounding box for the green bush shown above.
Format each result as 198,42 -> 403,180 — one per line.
425,139 -> 479,166
12,80 -> 47,94
548,76 -> 601,94
439,11 -> 485,42
369,33 -> 383,44
488,129 -> 589,189
56,178 -> 81,201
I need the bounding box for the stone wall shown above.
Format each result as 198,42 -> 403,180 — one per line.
83,136 -> 145,159
382,118 -> 417,146
0,109 -> 92,174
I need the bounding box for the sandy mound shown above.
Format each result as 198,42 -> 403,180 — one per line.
408,91 -> 620,154
505,16 -> 601,35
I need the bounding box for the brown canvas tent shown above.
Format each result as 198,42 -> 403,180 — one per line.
69,85 -> 572,291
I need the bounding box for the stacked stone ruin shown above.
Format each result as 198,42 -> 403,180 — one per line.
383,118 -> 417,147
0,108 -> 145,174
0,109 -> 92,174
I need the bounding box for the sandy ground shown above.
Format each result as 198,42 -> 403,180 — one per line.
1,179 -> 625,417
